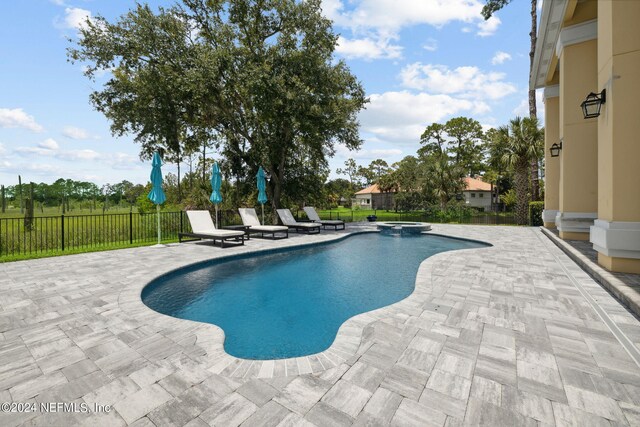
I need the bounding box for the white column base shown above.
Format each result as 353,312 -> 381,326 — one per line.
590,220 -> 640,260
555,211 -> 597,234
542,209 -> 559,224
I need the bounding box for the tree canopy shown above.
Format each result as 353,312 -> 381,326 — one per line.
69,0 -> 367,219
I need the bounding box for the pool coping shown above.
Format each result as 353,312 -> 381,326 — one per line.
118,228 -> 494,379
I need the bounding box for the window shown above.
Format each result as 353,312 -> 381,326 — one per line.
479,193 -> 484,198
471,193 -> 476,198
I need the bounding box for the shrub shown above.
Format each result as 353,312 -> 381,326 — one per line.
529,201 -> 544,226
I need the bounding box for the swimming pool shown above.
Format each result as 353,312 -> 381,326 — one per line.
142,233 -> 488,359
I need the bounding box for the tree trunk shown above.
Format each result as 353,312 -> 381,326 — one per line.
177,160 -> 181,202
515,161 -> 530,225
24,183 -> 35,232
202,142 -> 207,186
18,175 -> 23,214
529,0 -> 540,201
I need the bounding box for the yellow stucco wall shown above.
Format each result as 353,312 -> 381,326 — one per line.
544,95 -> 560,227
559,39 -> 598,216
598,0 -> 640,222
564,0 -> 597,27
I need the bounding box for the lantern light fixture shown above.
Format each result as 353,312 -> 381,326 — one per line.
550,140 -> 562,158
581,89 -> 606,119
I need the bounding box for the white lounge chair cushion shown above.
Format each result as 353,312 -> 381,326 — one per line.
277,209 -> 319,228
303,206 -> 322,221
251,225 -> 288,232
186,210 -> 245,237
238,208 -> 262,227
318,220 -> 344,225
276,209 -> 297,226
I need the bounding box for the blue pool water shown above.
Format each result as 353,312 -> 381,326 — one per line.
142,233 -> 488,359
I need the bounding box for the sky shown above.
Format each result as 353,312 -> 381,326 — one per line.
0,0 -> 542,187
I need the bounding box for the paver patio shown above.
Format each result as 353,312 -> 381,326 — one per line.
1,225 -> 639,426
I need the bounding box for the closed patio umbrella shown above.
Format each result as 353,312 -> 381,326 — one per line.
257,166 -> 268,225
147,152 -> 166,245
210,162 -> 223,226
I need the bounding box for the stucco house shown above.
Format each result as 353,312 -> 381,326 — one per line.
462,177 -> 496,211
353,184 -> 395,210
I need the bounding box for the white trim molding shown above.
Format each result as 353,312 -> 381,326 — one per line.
543,209 -> 559,224
556,211 -> 597,234
544,85 -> 560,99
556,19 -> 597,58
590,220 -> 640,260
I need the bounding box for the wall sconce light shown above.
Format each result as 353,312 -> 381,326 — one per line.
550,140 -> 562,157
581,89 -> 606,119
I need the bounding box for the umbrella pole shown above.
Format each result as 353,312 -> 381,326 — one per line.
261,204 -> 264,225
156,204 -> 161,245
215,205 -> 219,228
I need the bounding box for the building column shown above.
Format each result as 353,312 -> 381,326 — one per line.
556,20 -> 598,240
542,85 -> 559,228
590,1 -> 640,273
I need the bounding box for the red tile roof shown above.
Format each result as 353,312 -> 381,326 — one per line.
354,184 -> 382,195
464,177 -> 492,192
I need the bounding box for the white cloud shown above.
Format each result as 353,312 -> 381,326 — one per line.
61,149 -> 101,161
62,126 -> 90,140
371,148 -> 403,156
336,145 -> 404,160
336,34 -> 402,60
400,63 -> 517,100
0,108 -> 44,132
477,16 -> 501,37
38,138 -> 59,150
54,7 -> 92,33
62,7 -> 92,30
359,91 -> 489,144
108,152 -> 141,170
322,0 -> 489,32
423,38 -> 438,52
492,51 -> 512,65
0,142 -> 6,156
512,90 -> 545,122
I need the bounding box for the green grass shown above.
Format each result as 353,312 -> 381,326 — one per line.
0,210 -> 185,260
0,237 -> 180,262
0,205 -> 136,218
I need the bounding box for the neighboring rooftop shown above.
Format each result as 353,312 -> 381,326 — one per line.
354,184 -> 383,195
463,176 -> 492,192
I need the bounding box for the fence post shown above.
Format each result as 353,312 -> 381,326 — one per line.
61,214 -> 65,251
180,211 -> 183,233
129,211 -> 133,245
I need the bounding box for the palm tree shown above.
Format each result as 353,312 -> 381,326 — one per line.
424,152 -> 465,210
482,0 -> 540,200
502,117 -> 543,225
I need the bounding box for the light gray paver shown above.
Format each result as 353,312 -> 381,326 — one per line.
321,379 -> 372,418
2,225 -> 640,426
199,392 -> 257,427
112,383 -> 173,424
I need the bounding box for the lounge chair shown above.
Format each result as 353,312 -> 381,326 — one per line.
276,209 -> 321,234
238,208 -> 289,240
179,210 -> 245,248
303,207 -> 346,230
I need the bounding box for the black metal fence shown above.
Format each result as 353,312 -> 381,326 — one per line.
0,209 -> 516,259
305,209 -> 517,225
0,211 -> 188,257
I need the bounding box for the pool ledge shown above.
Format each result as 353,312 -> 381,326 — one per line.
118,225 -> 493,379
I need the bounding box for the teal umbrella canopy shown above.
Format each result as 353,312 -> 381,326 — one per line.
257,166 -> 268,205
147,152 -> 166,205
210,162 -> 223,204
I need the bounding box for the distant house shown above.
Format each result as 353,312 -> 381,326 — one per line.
462,177 -> 496,211
353,184 -> 395,210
